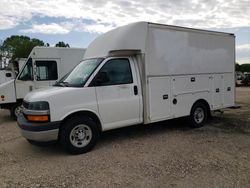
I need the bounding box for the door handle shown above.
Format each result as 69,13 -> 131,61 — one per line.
134,85 -> 138,95
29,85 -> 33,91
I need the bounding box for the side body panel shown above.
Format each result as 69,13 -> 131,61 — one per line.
145,24 -> 235,123
147,73 -> 234,123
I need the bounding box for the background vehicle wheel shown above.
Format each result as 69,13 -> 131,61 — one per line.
189,102 -> 208,128
60,116 -> 100,154
10,103 -> 22,120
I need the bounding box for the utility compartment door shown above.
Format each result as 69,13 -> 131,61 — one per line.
223,73 -> 235,107
148,77 -> 171,122
212,74 -> 223,109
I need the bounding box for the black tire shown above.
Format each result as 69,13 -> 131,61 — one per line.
59,116 -> 100,154
10,103 -> 22,120
27,139 -> 52,147
189,102 -> 208,128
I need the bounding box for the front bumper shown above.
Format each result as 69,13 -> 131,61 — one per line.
17,114 -> 61,142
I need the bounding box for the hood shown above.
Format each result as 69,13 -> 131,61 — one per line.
24,86 -> 81,102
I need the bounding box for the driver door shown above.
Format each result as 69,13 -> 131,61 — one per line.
34,59 -> 60,89
15,58 -> 35,99
90,57 -> 141,130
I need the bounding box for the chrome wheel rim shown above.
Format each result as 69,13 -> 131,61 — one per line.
69,124 -> 92,148
194,107 -> 205,124
15,106 -> 22,117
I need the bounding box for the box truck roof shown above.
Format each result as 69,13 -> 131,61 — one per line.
84,22 -> 234,59
30,46 -> 85,59
85,22 -> 235,75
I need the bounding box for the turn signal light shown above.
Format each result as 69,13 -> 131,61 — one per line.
27,115 -> 49,122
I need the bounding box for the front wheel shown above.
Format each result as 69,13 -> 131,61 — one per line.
189,102 -> 208,128
10,103 -> 22,120
60,116 -> 100,154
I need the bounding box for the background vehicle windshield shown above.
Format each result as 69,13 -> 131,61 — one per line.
18,58 -> 33,80
56,58 -> 103,87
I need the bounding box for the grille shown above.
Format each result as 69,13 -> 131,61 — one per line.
22,101 -> 29,109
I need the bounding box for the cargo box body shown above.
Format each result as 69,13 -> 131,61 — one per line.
85,22 -> 235,123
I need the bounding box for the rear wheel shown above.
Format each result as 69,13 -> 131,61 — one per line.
60,116 -> 100,154
189,102 -> 208,128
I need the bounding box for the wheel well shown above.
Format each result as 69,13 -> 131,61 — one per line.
16,99 -> 23,104
191,99 -> 211,116
60,111 -> 102,132
0,99 -> 22,110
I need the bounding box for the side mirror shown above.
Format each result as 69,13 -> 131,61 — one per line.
96,71 -> 110,85
6,73 -> 12,77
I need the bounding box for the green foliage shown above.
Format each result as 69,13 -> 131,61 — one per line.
55,41 -> 70,47
238,64 -> 250,72
0,35 -> 45,61
235,63 -> 240,71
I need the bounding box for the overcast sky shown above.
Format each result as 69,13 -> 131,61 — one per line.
0,0 -> 249,64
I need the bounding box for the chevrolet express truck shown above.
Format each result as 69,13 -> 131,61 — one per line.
18,22 -> 235,154
0,47 -> 86,119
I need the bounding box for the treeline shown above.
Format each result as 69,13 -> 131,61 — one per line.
236,63 -> 250,72
0,35 -> 70,62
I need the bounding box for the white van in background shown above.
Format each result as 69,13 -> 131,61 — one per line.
0,47 -> 86,118
18,22 -> 235,154
0,58 -> 27,85
0,70 -> 14,84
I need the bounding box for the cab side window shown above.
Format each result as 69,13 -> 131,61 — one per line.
91,58 -> 133,86
35,61 -> 58,81
18,58 -> 33,81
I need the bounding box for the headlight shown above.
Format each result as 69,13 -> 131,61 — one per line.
22,101 -> 50,122
26,101 -> 49,111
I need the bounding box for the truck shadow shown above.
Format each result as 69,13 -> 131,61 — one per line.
0,110 -> 13,125
98,117 -> 193,147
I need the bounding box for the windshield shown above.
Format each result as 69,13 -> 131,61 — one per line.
55,58 -> 103,87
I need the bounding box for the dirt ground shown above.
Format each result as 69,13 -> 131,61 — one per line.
0,87 -> 249,188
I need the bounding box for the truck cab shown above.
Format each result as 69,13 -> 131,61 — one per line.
18,55 -> 143,154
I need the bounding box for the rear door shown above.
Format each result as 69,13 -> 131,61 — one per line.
90,57 -> 141,130
34,59 -> 60,89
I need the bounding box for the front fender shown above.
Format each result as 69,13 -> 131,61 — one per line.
60,108 -> 103,126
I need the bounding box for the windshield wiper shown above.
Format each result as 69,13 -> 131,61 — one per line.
54,81 -> 69,87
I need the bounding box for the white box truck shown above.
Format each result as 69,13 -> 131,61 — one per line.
0,58 -> 26,85
0,70 -> 15,84
17,22 -> 235,154
0,47 -> 86,118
